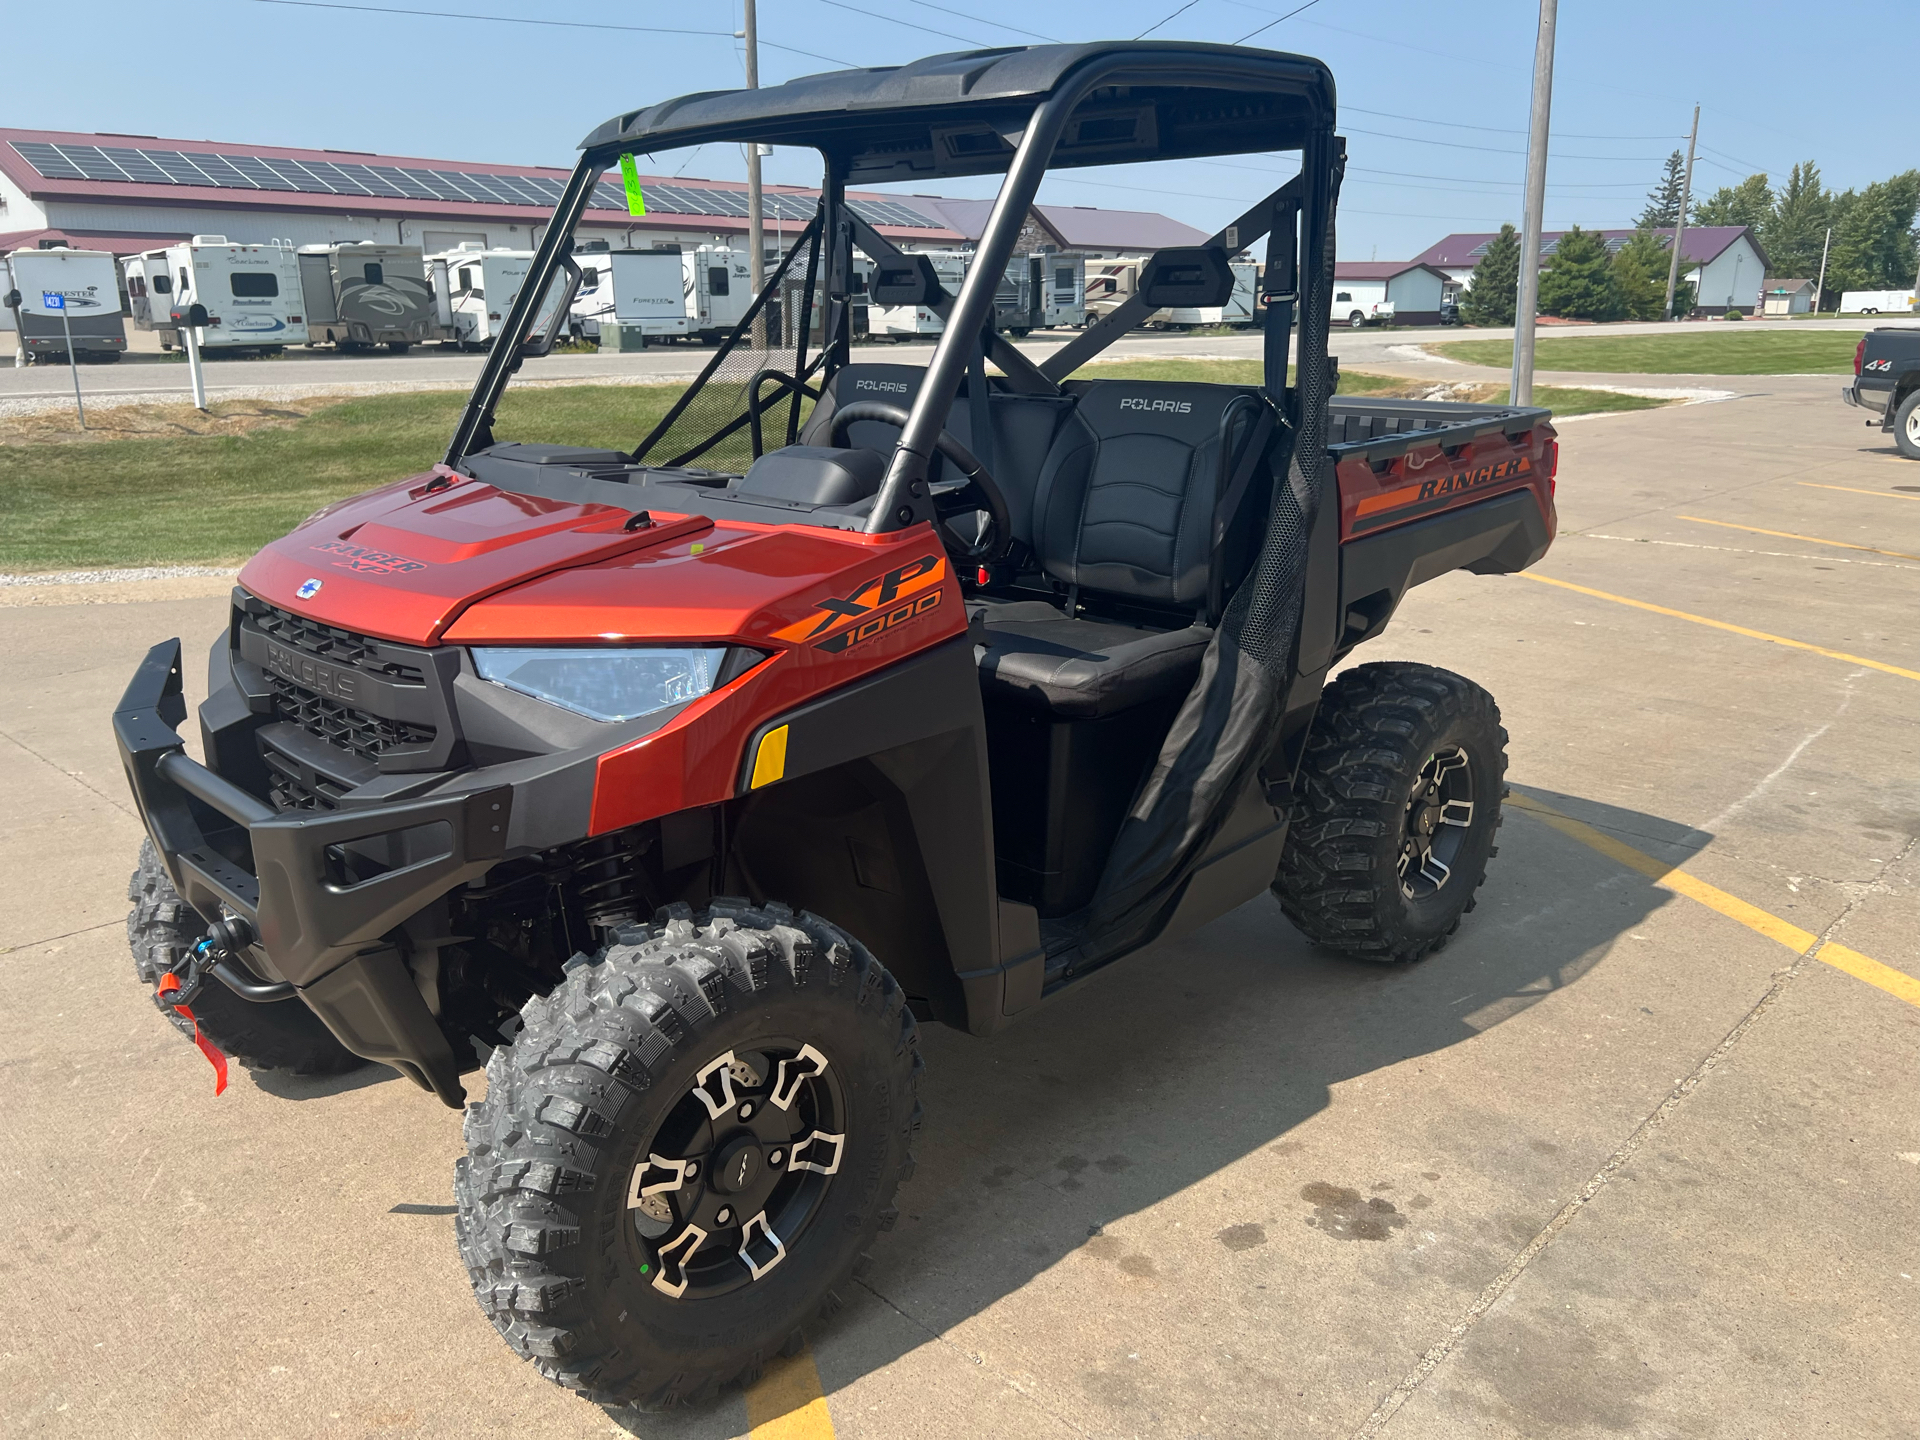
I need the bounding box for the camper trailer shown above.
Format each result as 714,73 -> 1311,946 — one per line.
1084,257 -> 1141,324
296,242 -> 447,351
999,253 -> 1087,333
122,238 -> 306,354
3,247 -> 128,363
425,244 -> 567,350
683,245 -> 752,341
573,249 -> 692,350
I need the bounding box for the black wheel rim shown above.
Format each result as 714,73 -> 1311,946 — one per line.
625,1038 -> 845,1302
1399,746 -> 1474,901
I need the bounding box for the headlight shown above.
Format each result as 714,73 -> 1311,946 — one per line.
472,646 -> 728,723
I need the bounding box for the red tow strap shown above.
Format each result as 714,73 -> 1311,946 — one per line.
158,972 -> 229,1095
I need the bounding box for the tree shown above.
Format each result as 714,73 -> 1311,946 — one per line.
1694,173 -> 1772,231
1763,161 -> 1831,281
1610,230 -> 1671,320
1638,151 -> 1688,231
1538,226 -> 1624,321
1826,170 -> 1920,292
1459,223 -> 1521,326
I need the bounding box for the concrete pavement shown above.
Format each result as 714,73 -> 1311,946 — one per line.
1,369 -> 1915,1437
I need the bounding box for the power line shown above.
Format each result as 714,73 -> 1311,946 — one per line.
1235,0 -> 1326,46
1192,156 -> 1645,191
909,1 -> 1055,42
1343,106 -> 1677,142
248,0 -> 854,65
1137,1 -> 1202,40
1344,125 -> 1664,162
811,0 -> 987,47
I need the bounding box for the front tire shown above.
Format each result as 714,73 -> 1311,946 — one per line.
1892,389 -> 1920,460
455,901 -> 921,1407
126,840 -> 365,1075
1274,663 -> 1507,963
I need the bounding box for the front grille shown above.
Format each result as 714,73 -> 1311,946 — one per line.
266,673 -> 435,763
264,762 -> 350,812
253,604 -> 426,682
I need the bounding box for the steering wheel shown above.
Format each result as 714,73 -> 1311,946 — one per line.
829,401 -> 1013,565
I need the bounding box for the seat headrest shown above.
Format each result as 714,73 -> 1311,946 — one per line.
1067,379 -> 1266,445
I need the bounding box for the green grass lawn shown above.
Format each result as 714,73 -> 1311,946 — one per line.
1427,328 -> 1868,375
0,363 -> 1665,571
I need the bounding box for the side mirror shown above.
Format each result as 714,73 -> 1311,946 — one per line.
869,254 -> 945,307
1137,247 -> 1234,309
169,303 -> 211,327
518,256 -> 582,358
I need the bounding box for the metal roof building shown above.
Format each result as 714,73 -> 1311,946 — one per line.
0,127 -> 1204,263
0,126 -> 967,256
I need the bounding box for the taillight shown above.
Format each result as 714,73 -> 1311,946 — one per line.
1855,337 -> 1866,375
1545,438 -> 1559,496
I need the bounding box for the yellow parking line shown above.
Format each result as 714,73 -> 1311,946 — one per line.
1676,514 -> 1920,562
1508,793 -> 1918,1009
1798,482 -> 1920,503
746,1343 -> 836,1438
1518,573 -> 1920,683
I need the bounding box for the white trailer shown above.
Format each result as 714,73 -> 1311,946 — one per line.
685,246 -> 753,341
426,244 -> 564,350
3,248 -> 127,363
123,237 -> 306,353
1840,289 -> 1918,315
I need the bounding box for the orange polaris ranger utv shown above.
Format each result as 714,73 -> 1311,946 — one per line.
116,41 -> 1557,1404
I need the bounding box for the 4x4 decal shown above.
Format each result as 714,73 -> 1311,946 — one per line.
771,554 -> 946,651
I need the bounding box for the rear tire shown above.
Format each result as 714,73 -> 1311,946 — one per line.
127,841 -> 365,1076
1274,663 -> 1507,963
455,900 -> 921,1408
1348,311 -> 1366,328
1893,389 -> 1920,460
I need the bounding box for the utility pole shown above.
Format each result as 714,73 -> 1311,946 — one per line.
741,0 -> 766,346
1814,226 -> 1831,314
1662,105 -> 1699,322
1510,0 -> 1557,406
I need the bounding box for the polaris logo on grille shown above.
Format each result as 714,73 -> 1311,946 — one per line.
854,379 -> 910,393
264,642 -> 359,701
1118,397 -> 1192,413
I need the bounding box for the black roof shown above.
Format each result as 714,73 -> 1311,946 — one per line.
581,42 -> 1335,184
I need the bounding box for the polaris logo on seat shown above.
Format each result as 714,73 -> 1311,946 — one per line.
854,379 -> 910,393
1119,397 -> 1192,413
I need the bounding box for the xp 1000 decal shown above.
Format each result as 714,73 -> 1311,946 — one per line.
770,555 -> 946,653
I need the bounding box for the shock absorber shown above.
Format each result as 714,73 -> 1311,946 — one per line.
571,828 -> 653,938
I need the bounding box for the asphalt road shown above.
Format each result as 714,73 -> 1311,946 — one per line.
2,369 -> 1916,1437
2,315 -> 1908,416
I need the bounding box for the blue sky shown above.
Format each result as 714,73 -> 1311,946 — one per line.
6,0 -> 1903,259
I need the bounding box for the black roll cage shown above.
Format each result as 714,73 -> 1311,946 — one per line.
443,41 -> 1339,537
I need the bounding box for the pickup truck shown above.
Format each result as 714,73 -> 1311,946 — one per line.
1333,290 -> 1394,327
1844,327 -> 1920,459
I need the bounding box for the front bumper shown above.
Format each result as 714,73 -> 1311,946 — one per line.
114,639 -> 514,1105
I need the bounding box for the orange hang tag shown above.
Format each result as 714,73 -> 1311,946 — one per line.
158,972 -> 229,1096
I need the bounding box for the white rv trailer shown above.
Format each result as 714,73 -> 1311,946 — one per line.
296,242 -> 448,350
425,244 -> 568,349
3,248 -> 127,363
122,237 -> 306,353
1840,289 -> 1918,315
1161,261 -> 1259,327
685,245 -> 753,341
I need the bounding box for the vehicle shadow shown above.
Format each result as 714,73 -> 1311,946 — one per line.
250,1061 -> 399,1101
609,789 -> 1706,1436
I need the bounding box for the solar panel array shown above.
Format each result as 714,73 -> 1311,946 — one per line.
10,140 -> 945,230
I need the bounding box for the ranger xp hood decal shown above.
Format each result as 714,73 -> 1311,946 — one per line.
770,555 -> 945,645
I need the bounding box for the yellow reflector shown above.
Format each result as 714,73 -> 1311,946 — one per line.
750,724 -> 789,789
